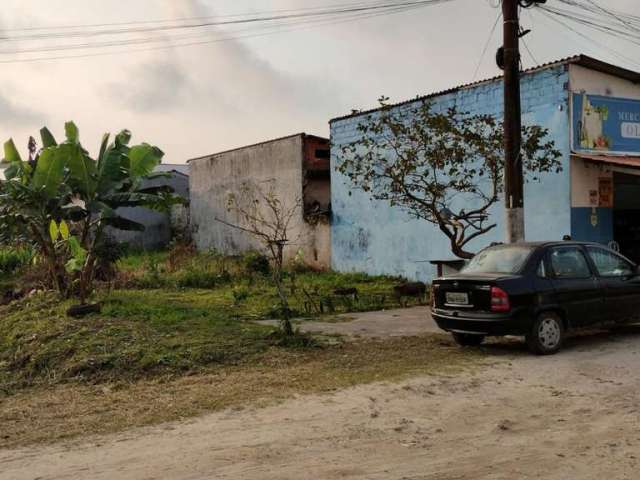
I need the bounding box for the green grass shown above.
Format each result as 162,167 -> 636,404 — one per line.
0,250 -> 410,392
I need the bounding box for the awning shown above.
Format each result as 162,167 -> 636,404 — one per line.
572,153 -> 640,169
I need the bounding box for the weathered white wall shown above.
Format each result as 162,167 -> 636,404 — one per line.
570,65 -> 640,100
190,135 -> 330,269
571,157 -> 612,208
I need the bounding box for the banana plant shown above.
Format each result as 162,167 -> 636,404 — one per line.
1,122 -> 181,303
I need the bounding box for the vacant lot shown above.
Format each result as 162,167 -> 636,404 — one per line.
3,323 -> 640,479
0,248 -> 440,447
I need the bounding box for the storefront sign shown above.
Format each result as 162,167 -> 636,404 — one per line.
573,93 -> 640,154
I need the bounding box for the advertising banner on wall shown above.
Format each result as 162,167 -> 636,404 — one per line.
572,93 -> 640,154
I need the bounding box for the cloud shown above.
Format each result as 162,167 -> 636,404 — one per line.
0,93 -> 43,127
109,60 -> 190,113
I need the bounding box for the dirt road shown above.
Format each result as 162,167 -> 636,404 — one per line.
3,327 -> 640,479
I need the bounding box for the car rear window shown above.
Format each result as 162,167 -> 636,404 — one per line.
461,245 -> 534,274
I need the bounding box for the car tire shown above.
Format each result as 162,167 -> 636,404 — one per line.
452,332 -> 485,347
526,312 -> 564,355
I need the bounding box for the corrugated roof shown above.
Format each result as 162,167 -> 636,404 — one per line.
329,55 -> 640,124
188,132 -> 328,164
155,164 -> 189,176
573,153 -> 640,169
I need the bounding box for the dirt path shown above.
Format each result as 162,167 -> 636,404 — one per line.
261,306 -> 439,337
3,325 -> 640,479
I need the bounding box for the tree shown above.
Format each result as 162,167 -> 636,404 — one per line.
219,180 -> 301,336
336,98 -> 562,259
0,122 -> 179,303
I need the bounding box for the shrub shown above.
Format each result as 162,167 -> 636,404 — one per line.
243,251 -> 270,276
231,287 -> 250,306
175,268 -> 231,289
0,247 -> 33,275
93,237 -> 127,281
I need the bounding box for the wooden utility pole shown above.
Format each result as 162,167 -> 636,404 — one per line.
502,0 -> 525,243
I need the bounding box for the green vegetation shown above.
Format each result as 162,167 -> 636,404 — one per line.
0,248 -> 414,392
0,123 -> 180,302
1,335 -> 486,448
0,246 -> 33,275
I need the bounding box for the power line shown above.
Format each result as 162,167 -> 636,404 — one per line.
0,1 -> 394,32
0,4 -> 425,56
0,2 -> 441,64
472,9 -> 502,80
538,5 -> 640,47
535,8 -> 640,69
521,37 -> 538,67
0,0 -> 452,42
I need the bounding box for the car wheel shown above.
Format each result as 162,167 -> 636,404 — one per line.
452,332 -> 485,347
526,312 -> 564,355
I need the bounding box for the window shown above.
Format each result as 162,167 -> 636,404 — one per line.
462,245 -> 534,274
586,247 -> 634,277
315,149 -> 330,159
549,247 -> 592,279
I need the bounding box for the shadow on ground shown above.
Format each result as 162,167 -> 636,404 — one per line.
479,324 -> 640,356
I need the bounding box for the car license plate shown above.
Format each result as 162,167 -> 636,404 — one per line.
446,292 -> 469,305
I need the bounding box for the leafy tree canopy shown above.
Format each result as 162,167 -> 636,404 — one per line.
337,98 -> 562,259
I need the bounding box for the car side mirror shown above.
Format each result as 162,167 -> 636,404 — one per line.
635,265 -> 640,277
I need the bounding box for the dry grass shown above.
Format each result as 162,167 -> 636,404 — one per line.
0,334 -> 486,449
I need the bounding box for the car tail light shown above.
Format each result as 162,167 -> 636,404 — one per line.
490,287 -> 511,312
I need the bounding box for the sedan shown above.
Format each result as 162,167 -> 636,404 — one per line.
431,241 -> 640,355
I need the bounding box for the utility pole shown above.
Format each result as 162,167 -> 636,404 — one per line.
502,0 -> 524,243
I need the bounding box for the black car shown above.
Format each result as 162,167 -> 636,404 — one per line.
431,241 -> 640,355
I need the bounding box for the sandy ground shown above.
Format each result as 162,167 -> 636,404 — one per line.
2,318 -> 640,479
261,306 -> 438,337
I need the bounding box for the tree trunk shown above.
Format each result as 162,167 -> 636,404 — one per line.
31,224 -> 68,297
272,243 -> 293,336
451,245 -> 475,260
78,225 -> 103,305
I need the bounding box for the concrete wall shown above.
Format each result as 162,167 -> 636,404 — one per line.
106,171 -> 190,250
570,65 -> 640,100
330,65 -> 572,282
190,134 -> 330,269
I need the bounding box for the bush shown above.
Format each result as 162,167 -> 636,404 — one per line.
0,247 -> 33,275
93,238 -> 127,281
231,287 -> 250,306
243,251 -> 270,276
176,268 -> 231,289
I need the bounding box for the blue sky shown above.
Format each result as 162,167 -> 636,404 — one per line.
0,0 -> 638,164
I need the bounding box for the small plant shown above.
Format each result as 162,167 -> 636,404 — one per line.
243,251 -> 271,276
167,241 -> 196,272
231,287 -> 250,307
220,181 -> 302,336
93,237 -> 127,281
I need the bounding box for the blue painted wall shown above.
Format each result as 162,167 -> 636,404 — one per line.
330,65 -> 572,281
571,207 -> 613,244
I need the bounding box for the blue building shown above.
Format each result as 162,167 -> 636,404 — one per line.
330,55 -> 640,281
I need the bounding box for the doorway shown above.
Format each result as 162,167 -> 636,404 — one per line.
613,172 -> 640,263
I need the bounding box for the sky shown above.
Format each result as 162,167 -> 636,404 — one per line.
0,0 -> 638,164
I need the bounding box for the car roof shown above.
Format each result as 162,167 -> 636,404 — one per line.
488,241 -> 604,249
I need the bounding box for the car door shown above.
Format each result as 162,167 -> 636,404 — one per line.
547,246 -> 603,327
585,246 -> 640,323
